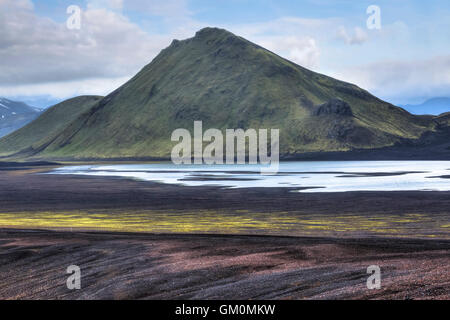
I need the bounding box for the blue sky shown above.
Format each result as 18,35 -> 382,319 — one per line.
1,0 -> 449,107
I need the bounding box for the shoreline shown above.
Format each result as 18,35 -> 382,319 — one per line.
0,165 -> 449,238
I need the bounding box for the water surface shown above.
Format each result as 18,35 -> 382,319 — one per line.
50,161 -> 450,192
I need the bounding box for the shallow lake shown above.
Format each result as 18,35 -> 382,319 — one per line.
49,161 -> 450,192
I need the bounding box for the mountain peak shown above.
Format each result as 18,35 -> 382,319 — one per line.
192,27 -> 247,47
194,27 -> 233,38
168,27 -> 238,50
0,98 -> 38,114
165,27 -> 250,61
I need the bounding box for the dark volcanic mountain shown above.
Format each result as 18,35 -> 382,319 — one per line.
0,28 -> 449,160
0,98 -> 41,138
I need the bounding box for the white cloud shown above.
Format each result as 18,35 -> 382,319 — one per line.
330,55 -> 450,103
125,0 -> 191,18
88,0 -> 124,11
336,26 -> 368,45
227,17 -> 338,70
0,0 -> 33,10
0,77 -> 131,99
233,16 -> 339,36
0,0 -> 173,97
250,35 -> 320,69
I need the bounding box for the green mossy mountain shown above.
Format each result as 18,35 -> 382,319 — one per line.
0,28 -> 448,160
0,96 -> 102,157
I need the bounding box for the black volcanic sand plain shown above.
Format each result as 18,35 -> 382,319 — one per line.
0,163 -> 449,299
0,229 -> 448,300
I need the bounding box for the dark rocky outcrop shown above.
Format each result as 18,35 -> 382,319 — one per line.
313,99 -> 353,116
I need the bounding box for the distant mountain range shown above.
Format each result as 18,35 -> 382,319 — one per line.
400,97 -> 450,115
1,27 -> 450,160
0,98 -> 42,138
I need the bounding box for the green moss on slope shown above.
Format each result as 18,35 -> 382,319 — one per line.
0,96 -> 102,157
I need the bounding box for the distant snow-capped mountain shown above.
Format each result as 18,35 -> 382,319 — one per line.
0,98 -> 41,138
401,97 -> 450,115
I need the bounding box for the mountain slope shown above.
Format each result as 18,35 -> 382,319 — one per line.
0,28 -> 446,160
0,98 -> 41,138
0,96 -> 102,157
402,97 -> 450,115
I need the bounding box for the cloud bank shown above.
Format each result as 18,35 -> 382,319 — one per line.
0,0 -> 448,106
0,0 -> 174,98
331,55 -> 450,104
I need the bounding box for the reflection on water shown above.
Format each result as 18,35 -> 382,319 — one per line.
49,161 -> 450,192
